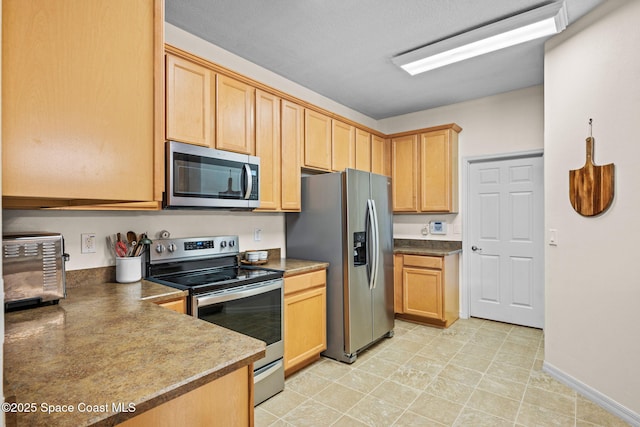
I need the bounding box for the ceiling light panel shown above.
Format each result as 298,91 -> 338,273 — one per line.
393,1 -> 568,76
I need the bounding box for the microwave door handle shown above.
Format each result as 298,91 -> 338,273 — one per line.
243,164 -> 252,200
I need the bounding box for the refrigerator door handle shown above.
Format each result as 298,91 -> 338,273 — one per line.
370,198 -> 380,289
366,199 -> 377,290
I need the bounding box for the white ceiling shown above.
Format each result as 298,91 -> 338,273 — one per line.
165,0 -> 604,120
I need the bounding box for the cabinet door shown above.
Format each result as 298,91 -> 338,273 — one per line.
394,255 -> 404,314
355,129 -> 371,172
280,100 -> 303,211
402,267 -> 443,320
118,365 -> 251,427
383,138 -> 392,178
284,286 -> 327,375
420,129 -> 459,212
303,110 -> 332,170
216,75 -> 255,155
392,135 -> 419,212
2,0 -> 159,203
255,90 -> 281,211
156,297 -> 186,314
371,135 -> 385,175
166,54 -> 215,148
331,120 -> 355,171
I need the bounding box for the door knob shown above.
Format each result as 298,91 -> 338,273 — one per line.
471,245 -> 482,252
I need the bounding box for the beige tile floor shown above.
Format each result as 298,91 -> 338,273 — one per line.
256,318 -> 630,427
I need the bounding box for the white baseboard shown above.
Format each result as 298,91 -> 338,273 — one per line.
543,361 -> 640,426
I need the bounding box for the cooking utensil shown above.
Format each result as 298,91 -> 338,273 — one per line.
126,231 -> 137,256
569,120 -> 615,216
115,240 -> 128,258
133,233 -> 152,257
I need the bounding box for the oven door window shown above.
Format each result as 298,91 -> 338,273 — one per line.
197,287 -> 281,346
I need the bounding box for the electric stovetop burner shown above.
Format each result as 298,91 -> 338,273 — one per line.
145,235 -> 283,295
152,266 -> 282,294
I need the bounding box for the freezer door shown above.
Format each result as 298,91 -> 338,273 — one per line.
370,172 -> 395,340
344,169 -> 374,355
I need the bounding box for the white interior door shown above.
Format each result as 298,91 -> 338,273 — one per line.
468,154 -> 544,328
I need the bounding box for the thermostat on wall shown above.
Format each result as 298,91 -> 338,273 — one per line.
429,221 -> 447,235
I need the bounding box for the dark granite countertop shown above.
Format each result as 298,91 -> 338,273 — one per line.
3,281 -> 265,426
394,239 -> 463,256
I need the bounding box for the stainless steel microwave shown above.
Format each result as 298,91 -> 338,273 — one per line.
164,141 -> 260,209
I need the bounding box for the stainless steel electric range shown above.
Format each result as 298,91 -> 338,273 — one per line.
145,235 -> 284,406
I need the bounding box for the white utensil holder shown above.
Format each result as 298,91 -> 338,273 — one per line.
116,256 -> 142,283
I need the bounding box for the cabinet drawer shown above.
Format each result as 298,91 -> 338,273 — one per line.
402,255 -> 443,269
156,297 -> 186,314
284,269 -> 326,295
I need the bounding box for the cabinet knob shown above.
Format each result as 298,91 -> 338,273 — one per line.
471,245 -> 482,252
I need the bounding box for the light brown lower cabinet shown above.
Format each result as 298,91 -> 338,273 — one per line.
117,365 -> 253,427
155,297 -> 186,314
284,269 -> 327,377
394,254 -> 459,328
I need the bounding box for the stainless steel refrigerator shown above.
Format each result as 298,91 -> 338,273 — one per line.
286,168 -> 394,363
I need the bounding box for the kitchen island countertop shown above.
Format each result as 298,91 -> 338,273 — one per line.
3,280 -> 265,426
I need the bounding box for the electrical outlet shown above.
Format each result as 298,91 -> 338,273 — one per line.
81,233 -> 97,253
254,228 -> 262,241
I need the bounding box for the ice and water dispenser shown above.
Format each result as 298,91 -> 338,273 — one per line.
353,231 -> 367,266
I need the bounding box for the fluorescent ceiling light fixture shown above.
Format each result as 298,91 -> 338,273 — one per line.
393,1 -> 568,75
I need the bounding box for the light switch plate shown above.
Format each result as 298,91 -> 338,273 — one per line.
549,229 -> 558,246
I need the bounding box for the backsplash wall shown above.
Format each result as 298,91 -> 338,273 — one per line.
2,209 -> 286,271
393,213 -> 461,241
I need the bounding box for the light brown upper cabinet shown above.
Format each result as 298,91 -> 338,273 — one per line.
216,75 -> 255,155
280,101 -> 303,211
355,129 -> 371,172
303,110 -> 332,171
2,0 -> 163,208
332,120 -> 355,171
420,128 -> 459,212
255,96 -> 302,212
165,53 -> 215,148
392,134 -> 420,212
255,90 -> 281,211
391,125 -> 460,213
371,135 -> 391,177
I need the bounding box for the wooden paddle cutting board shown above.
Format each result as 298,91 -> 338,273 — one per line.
569,137 -> 614,216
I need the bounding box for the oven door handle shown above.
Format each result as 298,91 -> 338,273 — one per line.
195,280 -> 282,308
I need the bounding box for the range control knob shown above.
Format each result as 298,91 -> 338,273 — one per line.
155,244 -> 165,254
167,243 -> 177,253
220,241 -> 227,248
228,240 -> 236,248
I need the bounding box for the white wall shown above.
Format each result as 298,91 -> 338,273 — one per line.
2,210 -> 285,271
381,85 -> 544,241
544,0 -> 640,417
